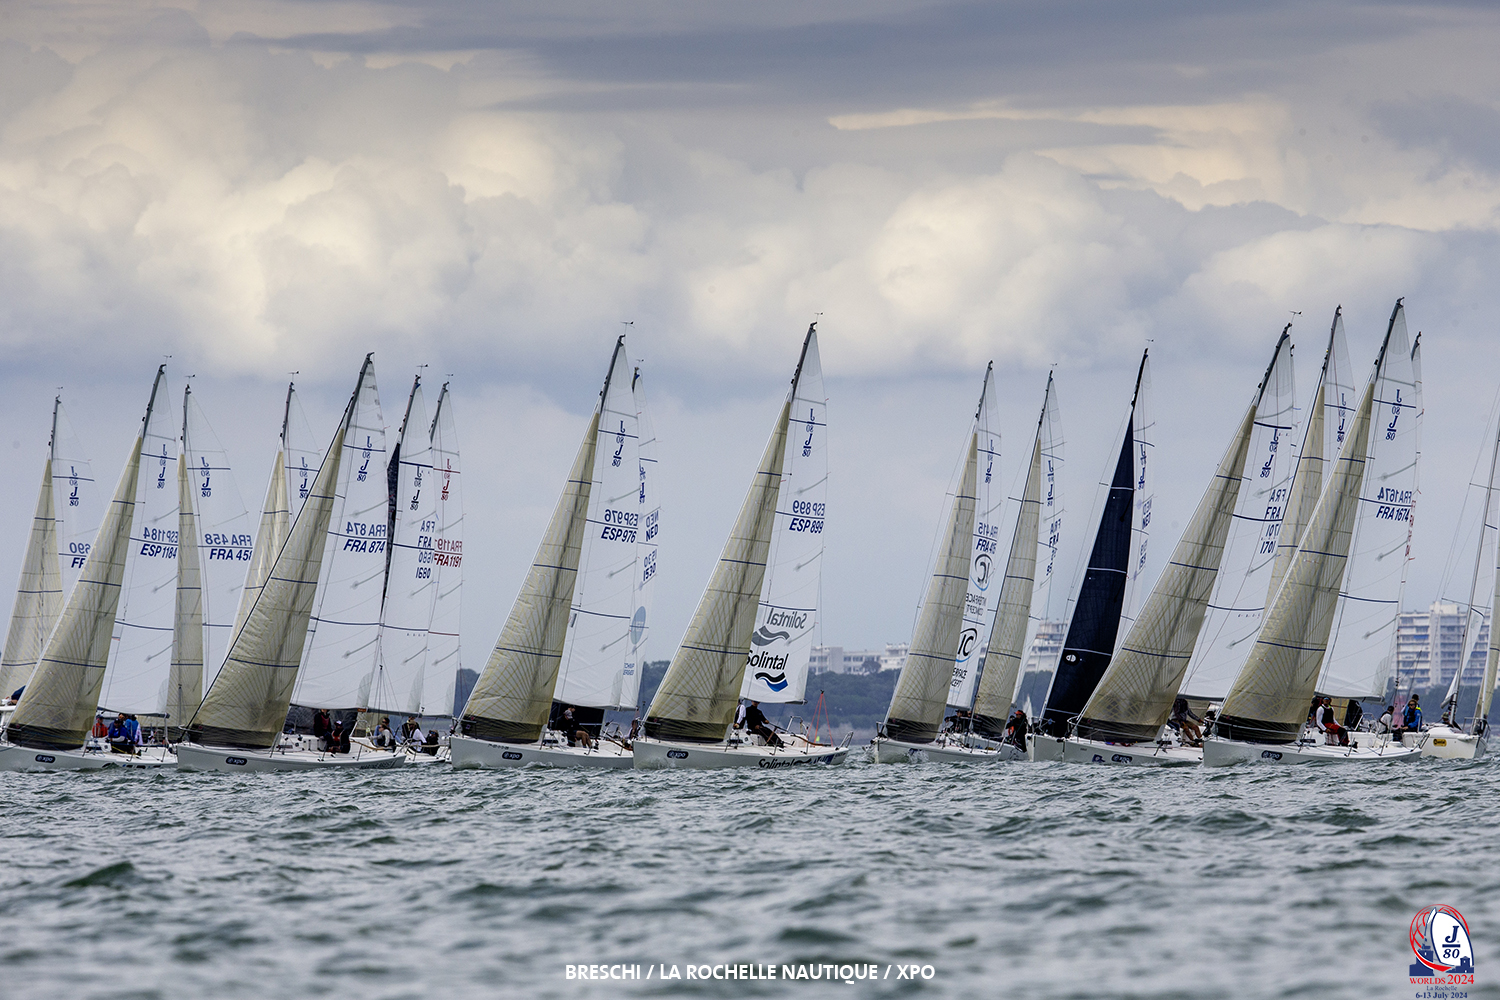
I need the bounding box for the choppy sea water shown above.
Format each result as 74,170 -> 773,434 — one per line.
1,753 -> 1495,1000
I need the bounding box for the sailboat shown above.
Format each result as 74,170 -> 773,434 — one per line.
1420,390 -> 1500,759
634,324 -> 851,769
362,376 -> 440,728
872,364 -> 1012,763
1028,351 -> 1153,761
1204,303 -> 1424,765
1061,330 -> 1294,765
419,381 -> 463,755
178,356 -> 406,771
961,372 -> 1063,758
0,368 -> 179,770
0,397 -> 98,720
451,336 -> 650,768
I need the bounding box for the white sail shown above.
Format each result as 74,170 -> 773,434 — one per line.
182,386 -> 254,680
1119,355 -> 1155,646
166,453 -> 203,734
294,357 -> 388,710
369,379 -> 437,715
426,383 -> 463,716
229,384 -> 301,652
623,370 -> 658,711
556,343 -> 643,710
740,333 -> 827,704
52,401 -> 99,601
948,364 -> 1002,708
1319,304 -> 1419,699
1439,381 -> 1500,720
0,401 -> 69,700
98,368 -> 179,716
283,385 -> 322,522
1179,330 -> 1298,701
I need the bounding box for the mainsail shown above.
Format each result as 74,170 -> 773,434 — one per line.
426,383 -> 463,717
97,368 -> 180,717
971,372 -> 1060,737
459,339 -> 624,742
646,325 -> 822,742
947,364 -> 1003,709
1038,351 -> 1150,735
555,341 -> 645,710
1075,334 -> 1293,741
623,370 -> 659,711
369,377 -> 437,715
1177,329 -> 1297,702
883,369 -> 989,743
229,384 -> 305,650
181,385 -> 253,679
293,357 -> 389,711
1318,303 -> 1420,701
53,401 -> 99,601
188,364 -> 358,748
167,444 -> 203,737
7,373 -> 163,750
1217,304 -> 1411,742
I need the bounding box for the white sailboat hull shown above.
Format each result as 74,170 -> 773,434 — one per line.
870,736 -> 1022,764
450,734 -> 633,769
1202,735 -> 1423,766
0,741 -> 174,771
1026,733 -> 1066,761
632,735 -> 849,770
1418,726 -> 1487,760
1061,736 -> 1202,766
176,742 -> 406,773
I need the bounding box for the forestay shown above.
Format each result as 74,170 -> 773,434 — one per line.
370,378 -> 437,716
426,383 -> 463,717
294,358 -> 389,711
740,331 -> 827,704
459,346 -> 609,743
645,326 -> 819,742
98,368 -> 179,717
947,364 -> 1002,709
1179,330 -> 1297,701
7,380 -> 156,750
1319,304 -> 1419,700
884,368 -> 986,743
556,341 -> 643,709
1039,352 -> 1149,735
971,373 -> 1059,737
1217,309 -> 1389,742
189,370 -> 354,750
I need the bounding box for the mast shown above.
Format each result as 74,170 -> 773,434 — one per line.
1038,350 -> 1148,735
167,387 -> 204,739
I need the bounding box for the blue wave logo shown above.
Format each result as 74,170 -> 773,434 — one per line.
752,626 -> 791,647
754,670 -> 789,692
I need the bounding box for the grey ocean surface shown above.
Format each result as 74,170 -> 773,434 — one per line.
1,754 -> 1494,999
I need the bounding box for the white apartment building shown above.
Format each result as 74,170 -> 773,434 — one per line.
1395,601 -> 1489,690
808,643 -> 911,675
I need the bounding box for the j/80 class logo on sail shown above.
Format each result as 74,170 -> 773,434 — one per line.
1409,904 -> 1474,992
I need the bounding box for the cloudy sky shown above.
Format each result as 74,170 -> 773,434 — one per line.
2,1 -> 1499,669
